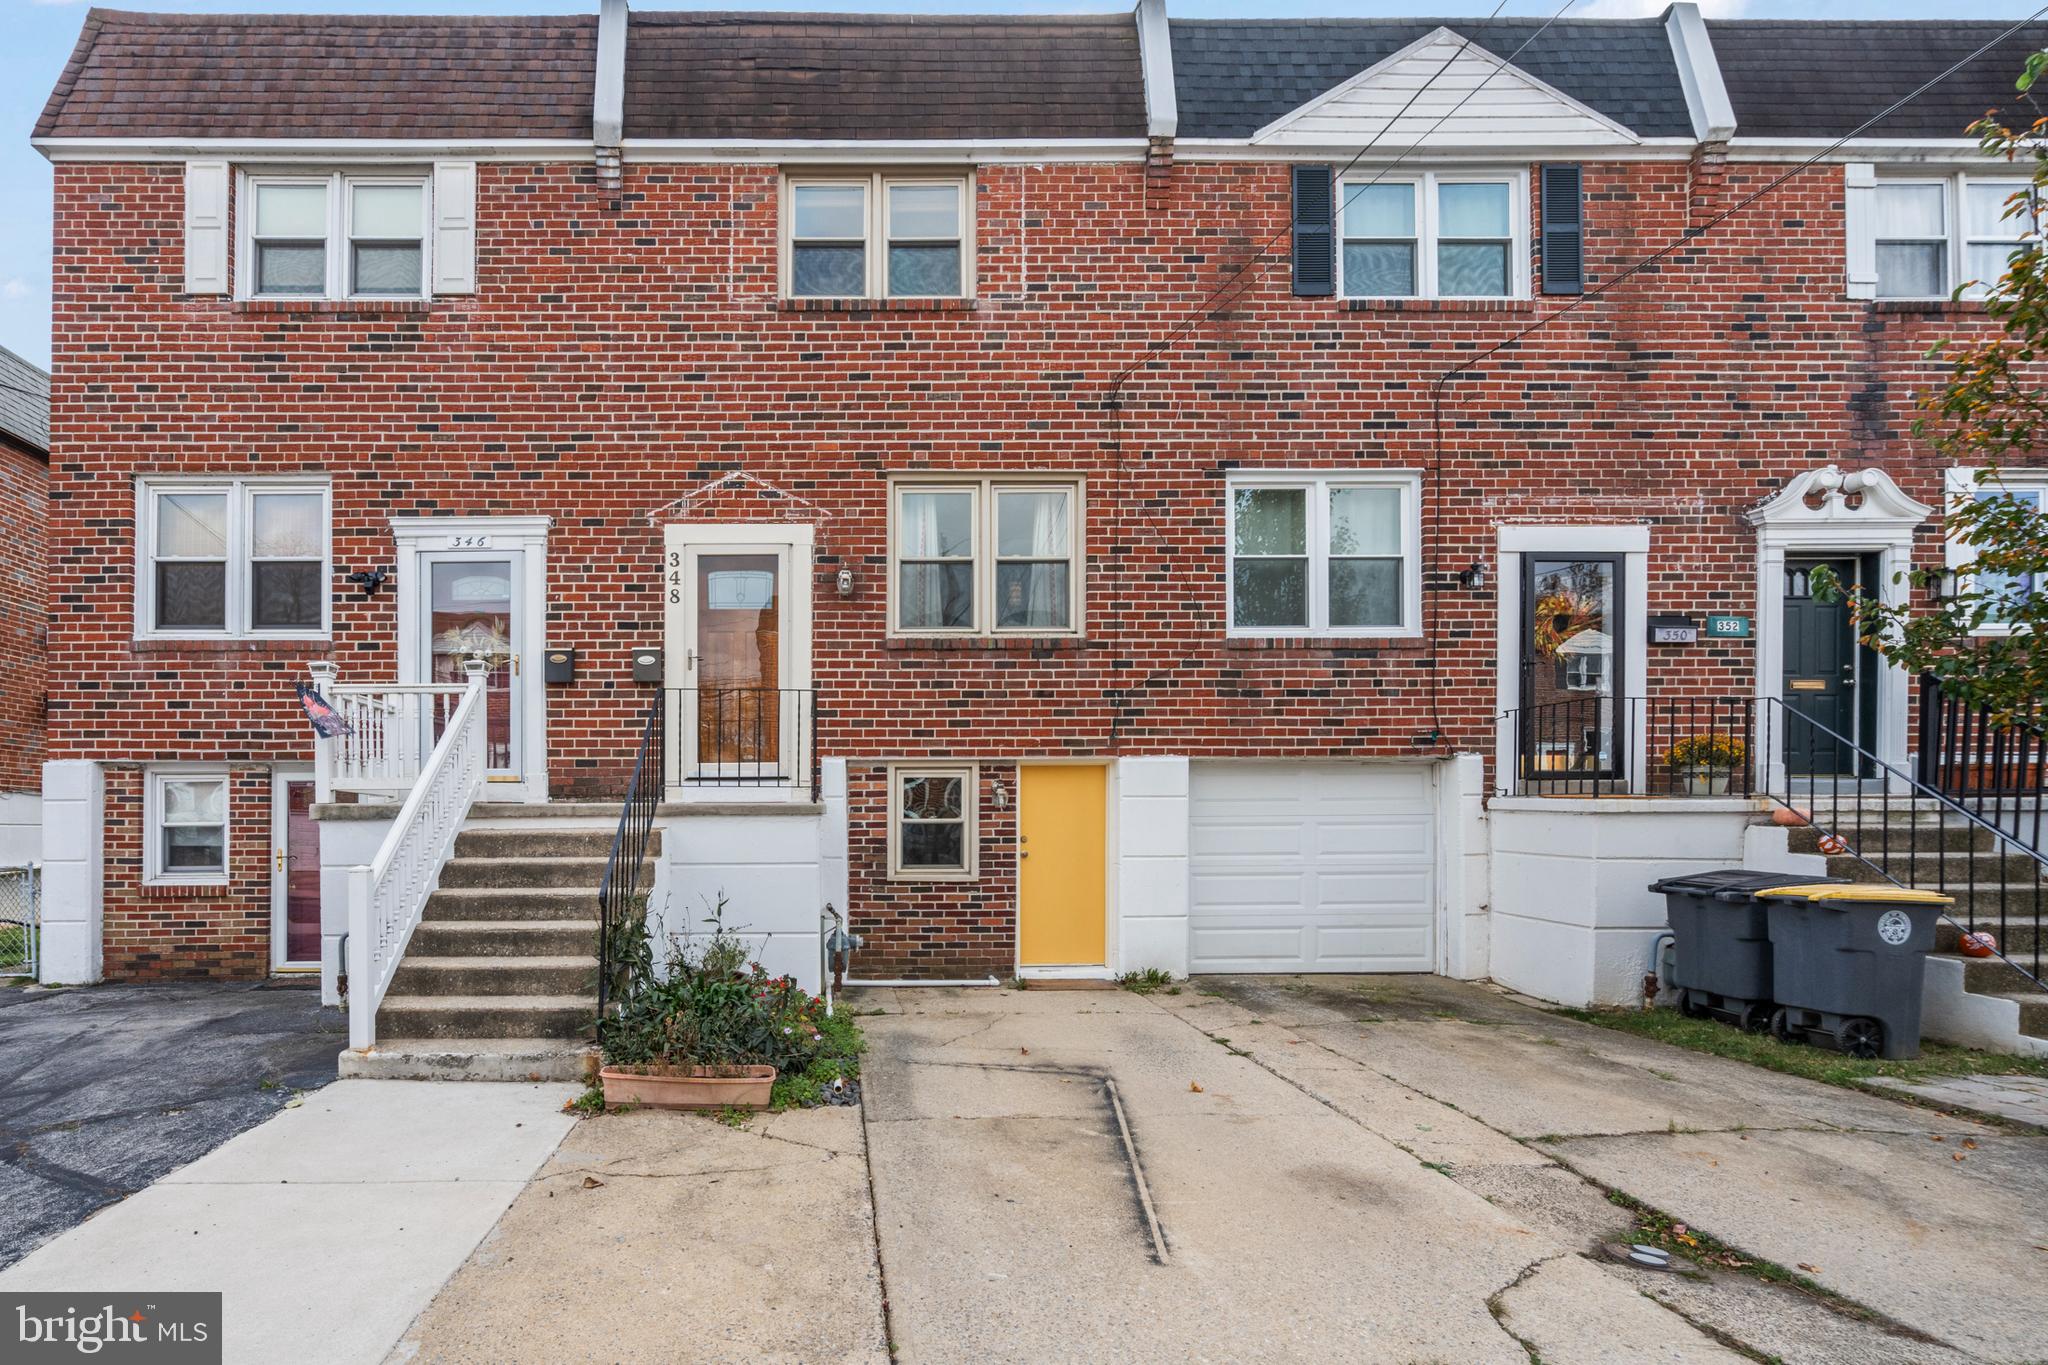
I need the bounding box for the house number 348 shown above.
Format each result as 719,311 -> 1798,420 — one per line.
668,550 -> 682,604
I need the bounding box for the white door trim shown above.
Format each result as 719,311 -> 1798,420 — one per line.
1745,466 -> 1932,792
662,522 -> 815,802
390,515 -> 552,803
270,765 -> 316,972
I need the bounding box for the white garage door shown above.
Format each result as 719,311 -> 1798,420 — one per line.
1189,763 -> 1435,973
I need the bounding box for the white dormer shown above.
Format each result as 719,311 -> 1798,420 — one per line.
1252,27 -> 1642,150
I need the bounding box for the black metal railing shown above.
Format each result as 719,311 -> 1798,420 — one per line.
1756,696 -> 2045,989
664,687 -> 820,801
1499,695 -> 1755,798
1917,671 -> 2047,857
597,692 -> 664,1018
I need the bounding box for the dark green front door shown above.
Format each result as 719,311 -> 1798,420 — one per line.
1782,559 -> 1857,775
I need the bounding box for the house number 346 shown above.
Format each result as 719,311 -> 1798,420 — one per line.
447,534 -> 492,548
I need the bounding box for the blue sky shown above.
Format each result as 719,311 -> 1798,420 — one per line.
1,0 -> 2040,368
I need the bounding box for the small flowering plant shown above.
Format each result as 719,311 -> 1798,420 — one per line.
1663,733 -> 1746,772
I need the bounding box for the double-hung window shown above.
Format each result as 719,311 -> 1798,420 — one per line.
1945,467 -> 2045,632
891,478 -> 1080,636
1876,174 -> 2040,300
786,174 -> 970,300
139,478 -> 330,638
146,770 -> 229,885
243,172 -> 429,300
888,764 -> 977,879
1227,473 -> 1421,638
1341,172 -> 1523,299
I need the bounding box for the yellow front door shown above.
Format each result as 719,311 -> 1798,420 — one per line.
1018,765 -> 1107,968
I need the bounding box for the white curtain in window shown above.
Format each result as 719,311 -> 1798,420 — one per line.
901,493 -> 944,625
1019,491 -> 1066,624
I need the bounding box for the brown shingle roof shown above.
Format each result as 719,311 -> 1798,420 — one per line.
36,9 -> 596,141
623,11 -> 1146,141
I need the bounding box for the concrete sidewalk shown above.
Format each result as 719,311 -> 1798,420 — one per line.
0,1079 -> 577,1365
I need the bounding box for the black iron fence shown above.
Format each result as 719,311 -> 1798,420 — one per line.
1917,672 -> 2047,857
664,687 -> 820,801
597,692 -> 664,1018
1499,695 -> 1755,798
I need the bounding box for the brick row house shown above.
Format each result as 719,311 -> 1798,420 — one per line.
30,3 -> 2048,1062
0,345 -> 48,868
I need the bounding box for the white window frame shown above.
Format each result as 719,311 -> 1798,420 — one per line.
1944,465 -> 2045,635
136,477 -> 332,641
237,170 -> 432,302
781,171 -> 974,301
1875,172 -> 2040,301
887,763 -> 979,881
887,476 -> 1084,638
1225,471 -> 1423,640
1338,170 -> 1528,300
145,767 -> 231,887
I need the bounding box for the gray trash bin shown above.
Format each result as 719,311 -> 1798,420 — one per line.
1756,883 -> 1952,1060
1650,870 -> 1846,1031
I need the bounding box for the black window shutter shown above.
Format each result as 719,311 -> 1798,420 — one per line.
1540,163 -> 1584,296
1292,164 -> 1335,298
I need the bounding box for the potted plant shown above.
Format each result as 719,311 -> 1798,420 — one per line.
597,908 -> 826,1111
1664,733 -> 1747,796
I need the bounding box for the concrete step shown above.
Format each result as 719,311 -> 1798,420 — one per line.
455,828 -> 651,859
374,993 -> 594,1040
1825,850 -> 2045,883
438,857 -> 610,890
339,1038 -> 597,1083
408,919 -> 599,958
1939,952 -> 2048,998
1996,992 -> 2048,1039
386,955 -> 597,998
423,887 -> 599,922
1937,918 -> 2044,957
1790,823 -> 1997,854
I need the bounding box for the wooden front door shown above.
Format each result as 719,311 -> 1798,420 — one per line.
1018,766 -> 1108,969
271,774 -> 320,970
1782,558 -> 1859,776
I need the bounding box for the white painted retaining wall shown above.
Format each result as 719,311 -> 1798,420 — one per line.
36,761 -> 101,984
1488,797 -> 1765,1007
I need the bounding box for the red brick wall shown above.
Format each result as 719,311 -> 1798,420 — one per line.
848,761 -> 1017,980
0,434 -> 45,794
43,154 -> 2034,976
99,765 -> 272,980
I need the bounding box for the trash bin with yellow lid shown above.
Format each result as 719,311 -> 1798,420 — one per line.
1754,883 -> 1953,1060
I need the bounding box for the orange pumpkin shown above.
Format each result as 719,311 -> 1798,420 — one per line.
1959,931 -> 1998,959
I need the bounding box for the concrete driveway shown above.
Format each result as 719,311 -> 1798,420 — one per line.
857,978 -> 2042,1365
0,981 -> 344,1269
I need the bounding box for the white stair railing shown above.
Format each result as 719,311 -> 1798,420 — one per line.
308,661 -> 471,803
338,659 -> 491,1050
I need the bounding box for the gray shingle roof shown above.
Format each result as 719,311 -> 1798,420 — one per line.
1707,21 -> 2048,139
0,347 -> 49,457
1169,18 -> 1696,141
624,12 -> 1144,141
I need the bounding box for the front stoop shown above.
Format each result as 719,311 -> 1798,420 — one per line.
339,823 -> 657,1081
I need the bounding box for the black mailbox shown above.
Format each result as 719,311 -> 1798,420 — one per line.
631,648 -> 663,684
544,649 -> 576,684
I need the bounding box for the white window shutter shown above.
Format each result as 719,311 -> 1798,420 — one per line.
432,160 -> 477,295
1843,161 -> 1877,301
183,160 -> 229,295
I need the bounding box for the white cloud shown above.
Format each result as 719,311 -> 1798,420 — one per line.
1575,0 -> 1749,15
1,279 -> 29,301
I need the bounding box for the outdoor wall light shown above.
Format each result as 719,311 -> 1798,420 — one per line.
346,568 -> 389,599
836,567 -> 855,597
1459,561 -> 1488,591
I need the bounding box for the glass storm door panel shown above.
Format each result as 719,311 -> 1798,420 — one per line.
1520,555 -> 1622,783
282,778 -> 320,967
691,551 -> 784,774
423,554 -> 523,777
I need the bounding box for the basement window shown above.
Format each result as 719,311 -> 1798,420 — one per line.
146,770 -> 229,885
888,765 -> 977,879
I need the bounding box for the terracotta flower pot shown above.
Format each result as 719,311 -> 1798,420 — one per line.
599,1064 -> 776,1111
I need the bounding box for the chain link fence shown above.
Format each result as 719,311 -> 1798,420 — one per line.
1,865 -> 37,979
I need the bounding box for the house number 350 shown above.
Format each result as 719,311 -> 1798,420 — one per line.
447,534 -> 492,548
